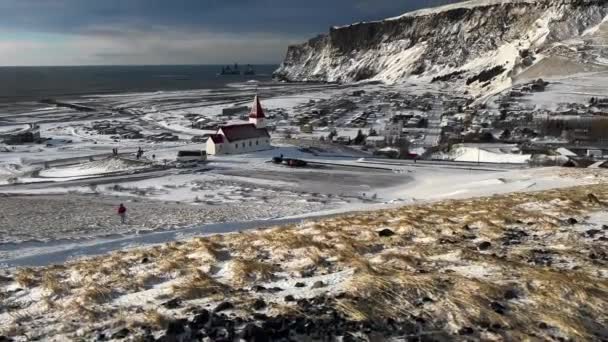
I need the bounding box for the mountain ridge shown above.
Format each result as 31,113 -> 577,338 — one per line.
274,0 -> 608,96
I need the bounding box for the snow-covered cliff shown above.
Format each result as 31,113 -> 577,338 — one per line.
274,0 -> 608,94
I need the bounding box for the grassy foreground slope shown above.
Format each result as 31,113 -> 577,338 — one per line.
1,173 -> 608,341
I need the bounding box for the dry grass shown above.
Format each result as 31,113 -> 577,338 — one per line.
78,284 -> 114,304
171,269 -> 228,300
41,271 -> 69,295
229,258 -> 279,285
14,267 -> 39,288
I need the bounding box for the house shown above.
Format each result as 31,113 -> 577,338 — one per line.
206,95 -> 272,155
383,117 -> 403,138
365,135 -> 386,148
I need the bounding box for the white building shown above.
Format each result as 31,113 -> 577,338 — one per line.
383,118 -> 403,138
206,95 -> 272,155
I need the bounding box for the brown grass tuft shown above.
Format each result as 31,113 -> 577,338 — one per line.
171,269 -> 227,300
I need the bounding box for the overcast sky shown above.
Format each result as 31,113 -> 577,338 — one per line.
0,0 -> 457,66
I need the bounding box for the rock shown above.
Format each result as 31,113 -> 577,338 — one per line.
162,298 -> 182,309
587,193 -> 601,204
284,295 -> 296,302
252,285 -> 266,292
252,299 -> 267,311
490,301 -> 507,315
602,224 -> 608,230
268,287 -> 283,293
377,228 -> 396,237
189,310 -> 210,329
240,323 -> 269,342
311,281 -> 326,289
458,327 -> 474,335
111,328 -> 130,339
538,322 -> 549,329
214,301 -> 234,313
295,282 -> 306,288
296,298 -> 311,309
166,320 -> 186,335
478,241 -> 492,250
140,257 -> 149,264
503,289 -> 518,300
252,313 -> 268,321
95,333 -> 106,341
567,218 -> 578,225
585,229 -> 602,238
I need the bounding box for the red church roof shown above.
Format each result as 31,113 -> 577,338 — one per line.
219,123 -> 269,142
249,95 -> 266,119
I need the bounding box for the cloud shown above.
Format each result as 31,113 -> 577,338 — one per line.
0,25 -> 304,66
0,0 -> 459,65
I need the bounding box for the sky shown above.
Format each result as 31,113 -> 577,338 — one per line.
0,0 -> 458,66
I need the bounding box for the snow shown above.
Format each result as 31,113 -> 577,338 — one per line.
38,158 -> 149,178
387,0 -> 538,21
449,145 -> 531,164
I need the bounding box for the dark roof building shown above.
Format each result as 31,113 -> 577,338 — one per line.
219,123 -> 270,142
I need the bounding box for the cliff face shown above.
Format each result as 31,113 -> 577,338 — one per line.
274,0 -> 608,93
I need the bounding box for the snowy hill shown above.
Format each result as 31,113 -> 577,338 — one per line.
274,0 -> 608,96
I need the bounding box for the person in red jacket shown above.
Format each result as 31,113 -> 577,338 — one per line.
118,203 -> 127,224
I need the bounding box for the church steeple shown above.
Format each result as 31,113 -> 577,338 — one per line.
249,95 -> 266,128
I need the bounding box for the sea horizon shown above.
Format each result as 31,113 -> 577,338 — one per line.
0,64 -> 280,104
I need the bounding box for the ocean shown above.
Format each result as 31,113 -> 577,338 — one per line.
0,64 -> 278,103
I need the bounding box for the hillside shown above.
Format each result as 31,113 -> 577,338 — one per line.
1,168 -> 607,340
274,0 -> 608,96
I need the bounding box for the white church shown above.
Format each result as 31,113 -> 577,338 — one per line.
206,95 -> 273,155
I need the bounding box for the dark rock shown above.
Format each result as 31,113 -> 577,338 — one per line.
252,313 -> 268,321
284,295 -> 296,302
490,301 -> 507,315
585,229 -> 602,238
214,301 -> 234,313
503,289 -> 518,300
95,333 -> 106,341
252,298 -> 266,311
478,241 -> 492,250
189,309 -> 210,329
378,228 -> 396,237
295,282 -> 306,288
297,298 -> 311,308
166,320 -> 186,335
162,298 -> 182,309
311,280 -> 326,289
140,257 -> 149,264
599,236 -> 608,242
111,328 -> 130,339
539,322 -> 549,329
240,323 -> 269,342
603,224 -> 608,230
567,218 -> 578,225
462,234 -> 477,240
587,193 -> 601,204
458,327 -> 474,335
268,287 -> 283,293
252,285 -> 266,292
